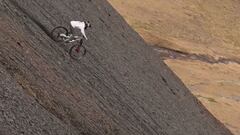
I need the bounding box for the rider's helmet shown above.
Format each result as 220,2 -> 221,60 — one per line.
84,21 -> 91,29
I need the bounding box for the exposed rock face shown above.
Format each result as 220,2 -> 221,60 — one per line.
0,0 -> 232,135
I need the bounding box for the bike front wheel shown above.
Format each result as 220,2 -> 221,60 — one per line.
51,26 -> 69,42
69,44 -> 87,60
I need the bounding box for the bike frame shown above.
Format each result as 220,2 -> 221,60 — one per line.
60,33 -> 84,53
51,26 -> 87,59
59,33 -> 82,43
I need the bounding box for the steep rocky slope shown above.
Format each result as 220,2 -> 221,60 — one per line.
0,0 -> 232,135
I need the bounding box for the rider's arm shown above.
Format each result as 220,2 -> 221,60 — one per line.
81,29 -> 88,40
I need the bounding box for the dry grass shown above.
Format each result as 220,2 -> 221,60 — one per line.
108,0 -> 240,58
165,59 -> 240,135
108,0 -> 240,134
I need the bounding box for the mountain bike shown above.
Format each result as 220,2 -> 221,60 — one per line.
51,26 -> 87,60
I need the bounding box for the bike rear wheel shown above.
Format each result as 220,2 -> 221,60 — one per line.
51,26 -> 69,42
69,44 -> 87,60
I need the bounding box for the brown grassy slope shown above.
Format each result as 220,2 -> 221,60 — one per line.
108,0 -> 240,59
165,59 -> 240,135
108,0 -> 240,135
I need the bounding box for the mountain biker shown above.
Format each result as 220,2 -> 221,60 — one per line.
51,21 -> 91,56
69,21 -> 91,41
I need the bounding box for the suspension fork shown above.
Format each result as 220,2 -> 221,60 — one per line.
75,39 -> 84,52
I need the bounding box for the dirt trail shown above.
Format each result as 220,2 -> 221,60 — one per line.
154,46 -> 240,64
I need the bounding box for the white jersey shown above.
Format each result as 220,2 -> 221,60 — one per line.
70,21 -> 88,40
